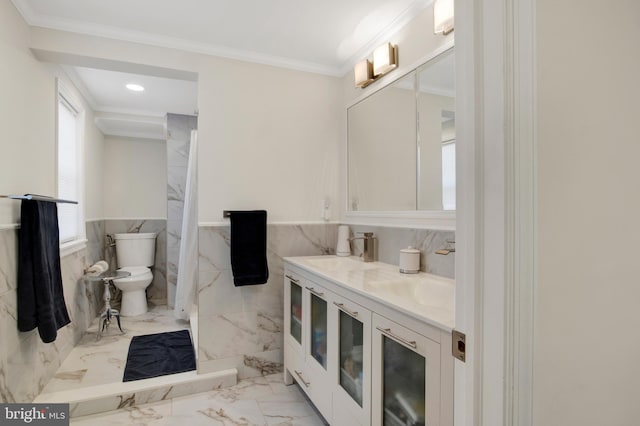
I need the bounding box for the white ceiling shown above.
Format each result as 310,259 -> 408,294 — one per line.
67,66 -> 198,117
12,0 -> 432,76
13,0 -> 434,139
62,65 -> 198,139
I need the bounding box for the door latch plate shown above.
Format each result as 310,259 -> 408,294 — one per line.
452,329 -> 466,362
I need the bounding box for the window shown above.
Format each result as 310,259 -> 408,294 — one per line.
56,80 -> 85,250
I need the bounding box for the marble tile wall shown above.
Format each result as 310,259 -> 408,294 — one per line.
349,225 -> 455,279
85,220 -> 105,313
166,113 -> 197,308
195,222 -> 454,381
104,219 -> 167,305
197,223 -> 339,379
0,227 -> 102,403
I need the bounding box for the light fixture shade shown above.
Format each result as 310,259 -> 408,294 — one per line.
373,43 -> 397,77
434,0 -> 454,35
354,59 -> 374,88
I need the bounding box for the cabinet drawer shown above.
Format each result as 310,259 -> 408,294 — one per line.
284,343 -> 307,392
284,343 -> 331,421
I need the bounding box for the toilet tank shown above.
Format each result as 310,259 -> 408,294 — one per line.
114,233 -> 156,267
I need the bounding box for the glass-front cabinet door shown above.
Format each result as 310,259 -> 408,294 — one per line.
284,273 -> 334,421
285,273 -> 304,356
332,297 -> 371,426
339,309 -> 363,404
308,287 -> 328,370
372,314 -> 442,426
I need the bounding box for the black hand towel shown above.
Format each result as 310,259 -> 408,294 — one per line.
230,210 -> 269,286
17,200 -> 71,343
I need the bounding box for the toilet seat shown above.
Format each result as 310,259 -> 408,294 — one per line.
115,266 -> 152,281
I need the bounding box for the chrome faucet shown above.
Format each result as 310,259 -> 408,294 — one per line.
349,232 -> 376,262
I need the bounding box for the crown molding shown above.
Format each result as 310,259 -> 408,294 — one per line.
10,0 -> 36,25
59,64 -> 99,110
13,0 -> 431,78
94,111 -> 167,140
14,3 -> 341,76
94,110 -> 167,121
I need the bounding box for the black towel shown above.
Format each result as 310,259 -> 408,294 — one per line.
229,210 -> 269,286
17,200 -> 71,343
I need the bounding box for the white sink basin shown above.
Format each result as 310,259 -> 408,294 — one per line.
364,277 -> 454,309
303,256 -> 378,272
285,255 -> 456,330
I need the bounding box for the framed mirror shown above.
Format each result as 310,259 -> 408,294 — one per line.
348,72 -> 417,211
347,47 -> 455,218
417,49 -> 456,210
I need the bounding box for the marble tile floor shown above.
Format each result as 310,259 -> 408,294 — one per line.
40,304 -> 190,395
70,373 -> 328,425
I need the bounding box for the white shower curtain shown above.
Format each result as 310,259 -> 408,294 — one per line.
174,130 -> 198,321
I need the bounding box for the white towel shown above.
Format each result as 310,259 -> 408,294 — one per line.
85,260 -> 109,276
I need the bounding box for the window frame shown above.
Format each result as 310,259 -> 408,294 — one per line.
56,78 -> 86,257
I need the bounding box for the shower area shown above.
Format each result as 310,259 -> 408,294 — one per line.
95,112 -> 199,326
32,112 -> 217,416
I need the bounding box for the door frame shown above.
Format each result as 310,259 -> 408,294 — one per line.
455,0 -> 536,425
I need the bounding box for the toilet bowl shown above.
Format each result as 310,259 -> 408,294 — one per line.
112,232 -> 157,317
113,266 -> 153,316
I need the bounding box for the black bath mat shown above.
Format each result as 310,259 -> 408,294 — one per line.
123,330 -> 196,382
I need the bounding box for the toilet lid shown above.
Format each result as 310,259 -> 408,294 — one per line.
118,266 -> 150,277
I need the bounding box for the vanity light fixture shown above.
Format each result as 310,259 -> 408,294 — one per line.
353,42 -> 398,89
354,59 -> 374,88
373,42 -> 398,76
125,83 -> 145,92
434,0 -> 454,35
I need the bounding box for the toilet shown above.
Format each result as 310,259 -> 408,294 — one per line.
112,232 -> 156,316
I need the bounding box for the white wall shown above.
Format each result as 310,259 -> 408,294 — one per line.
534,1 -> 640,425
0,2 -> 56,225
103,136 -> 167,219
0,0 -> 104,225
83,106 -> 105,221
28,28 -> 342,224
197,60 -> 342,222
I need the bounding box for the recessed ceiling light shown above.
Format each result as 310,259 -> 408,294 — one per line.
126,83 -> 145,92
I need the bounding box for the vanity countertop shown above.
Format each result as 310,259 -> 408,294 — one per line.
284,255 -> 455,332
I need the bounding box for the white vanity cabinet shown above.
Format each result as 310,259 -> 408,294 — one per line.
283,272 -> 333,420
284,256 -> 455,426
